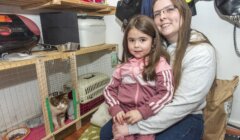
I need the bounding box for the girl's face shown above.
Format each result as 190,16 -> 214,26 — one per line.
127,28 -> 153,59
153,0 -> 182,43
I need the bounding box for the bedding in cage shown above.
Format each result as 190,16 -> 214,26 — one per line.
65,72 -> 110,115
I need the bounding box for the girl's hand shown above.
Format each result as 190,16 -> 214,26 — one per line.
113,122 -> 129,139
113,111 -> 125,125
125,110 -> 143,124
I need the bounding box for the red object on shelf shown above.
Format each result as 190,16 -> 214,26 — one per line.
80,95 -> 104,115
0,14 -> 40,54
94,0 -> 104,3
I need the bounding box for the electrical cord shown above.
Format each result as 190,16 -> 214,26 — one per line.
233,24 -> 240,57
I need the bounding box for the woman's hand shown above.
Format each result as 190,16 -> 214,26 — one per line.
113,122 -> 129,139
125,110 -> 143,124
113,111 -> 125,125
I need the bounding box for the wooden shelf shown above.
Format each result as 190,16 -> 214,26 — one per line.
0,0 -> 116,16
0,44 -> 116,71
75,43 -> 116,55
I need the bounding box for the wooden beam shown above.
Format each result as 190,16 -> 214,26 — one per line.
22,0 -> 61,10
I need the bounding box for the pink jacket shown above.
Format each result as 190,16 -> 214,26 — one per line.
104,57 -> 174,119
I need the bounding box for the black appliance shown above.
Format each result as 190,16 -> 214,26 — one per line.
40,12 -> 80,45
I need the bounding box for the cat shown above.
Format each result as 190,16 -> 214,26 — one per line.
49,92 -> 69,129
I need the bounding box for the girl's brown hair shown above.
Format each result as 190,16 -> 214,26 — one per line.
153,0 -> 211,90
122,15 -> 170,81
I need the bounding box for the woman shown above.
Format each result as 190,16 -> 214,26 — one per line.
101,0 -> 216,139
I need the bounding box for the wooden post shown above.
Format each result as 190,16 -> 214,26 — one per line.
69,52 -> 82,129
35,59 -> 51,136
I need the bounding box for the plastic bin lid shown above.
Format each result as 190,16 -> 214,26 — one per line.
78,18 -> 105,26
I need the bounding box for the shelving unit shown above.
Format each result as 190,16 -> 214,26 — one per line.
0,44 -> 116,71
0,44 -> 116,140
0,0 -> 117,138
0,0 -> 116,16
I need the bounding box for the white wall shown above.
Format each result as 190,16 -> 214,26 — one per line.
104,0 -> 124,57
192,1 -> 240,126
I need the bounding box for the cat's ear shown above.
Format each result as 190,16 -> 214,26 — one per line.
49,97 -> 57,106
63,85 -> 71,93
63,85 -> 67,93
63,93 -> 69,100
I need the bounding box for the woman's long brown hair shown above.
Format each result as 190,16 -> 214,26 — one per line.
152,0 -> 192,90
153,0 -> 212,91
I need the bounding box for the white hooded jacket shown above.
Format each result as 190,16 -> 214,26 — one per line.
128,30 -> 217,134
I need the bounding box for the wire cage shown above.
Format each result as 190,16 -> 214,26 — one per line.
76,51 -> 115,116
0,64 -> 45,140
45,59 -> 71,94
0,44 -> 117,139
44,58 -> 77,133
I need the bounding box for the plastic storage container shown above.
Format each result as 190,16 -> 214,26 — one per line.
78,18 -> 106,47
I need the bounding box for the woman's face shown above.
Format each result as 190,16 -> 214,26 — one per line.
153,0 -> 182,43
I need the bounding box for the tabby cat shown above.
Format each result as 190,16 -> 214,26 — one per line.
49,92 -> 69,129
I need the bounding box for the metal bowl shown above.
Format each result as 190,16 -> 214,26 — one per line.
55,42 -> 80,52
4,127 -> 30,140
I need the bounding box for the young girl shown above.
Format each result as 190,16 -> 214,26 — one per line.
102,15 -> 174,140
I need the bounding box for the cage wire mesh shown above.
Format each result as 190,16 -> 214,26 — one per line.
45,58 -> 71,94
44,58 -> 73,131
0,65 -> 42,138
76,51 -> 115,76
76,51 -> 114,115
